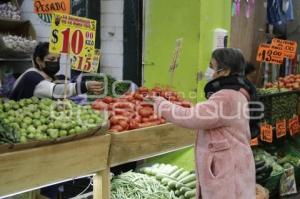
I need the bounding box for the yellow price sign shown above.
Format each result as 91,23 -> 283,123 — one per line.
49,13 -> 96,72
70,49 -> 101,73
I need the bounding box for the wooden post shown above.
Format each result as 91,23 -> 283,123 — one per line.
93,168 -> 110,199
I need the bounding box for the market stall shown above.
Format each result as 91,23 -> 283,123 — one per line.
0,134 -> 111,199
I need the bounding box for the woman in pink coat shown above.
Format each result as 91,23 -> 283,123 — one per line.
153,48 -> 256,199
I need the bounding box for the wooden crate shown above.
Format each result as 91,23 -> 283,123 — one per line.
0,134 -> 111,197
109,123 -> 195,167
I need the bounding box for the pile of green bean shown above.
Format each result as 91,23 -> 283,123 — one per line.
111,171 -> 178,199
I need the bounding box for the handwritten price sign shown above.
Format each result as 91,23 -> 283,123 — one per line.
256,44 -> 284,64
49,13 -> 96,72
260,123 -> 273,143
271,38 -> 297,59
71,48 -> 101,73
256,39 -> 297,64
289,116 -> 300,136
276,119 -> 287,138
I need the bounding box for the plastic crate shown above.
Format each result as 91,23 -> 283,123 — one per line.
264,172 -> 283,198
258,90 -> 300,126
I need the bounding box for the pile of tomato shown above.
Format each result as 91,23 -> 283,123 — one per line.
92,87 -> 191,132
265,74 -> 300,90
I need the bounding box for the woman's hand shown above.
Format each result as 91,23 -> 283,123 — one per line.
86,81 -> 104,95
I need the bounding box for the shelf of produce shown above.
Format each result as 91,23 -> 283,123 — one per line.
0,134 -> 111,199
109,123 -> 195,167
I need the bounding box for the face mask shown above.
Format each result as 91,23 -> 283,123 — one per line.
205,67 -> 215,81
44,61 -> 60,77
205,67 -> 225,81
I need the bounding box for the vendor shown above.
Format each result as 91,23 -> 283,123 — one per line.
245,61 -> 257,84
9,42 -> 103,101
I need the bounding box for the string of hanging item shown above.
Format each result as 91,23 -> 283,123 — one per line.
232,0 -> 256,18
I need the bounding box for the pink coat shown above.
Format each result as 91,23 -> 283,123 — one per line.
155,89 -> 256,199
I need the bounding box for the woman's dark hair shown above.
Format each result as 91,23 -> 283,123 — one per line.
245,62 -> 256,76
33,42 -> 50,68
212,48 -> 246,75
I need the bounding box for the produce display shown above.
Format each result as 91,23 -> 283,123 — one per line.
92,87 -> 191,132
140,163 -> 196,199
257,88 -> 298,125
111,171 -> 177,199
1,34 -> 37,54
0,97 -> 105,144
265,74 -> 300,90
253,148 -> 284,177
0,2 -> 21,20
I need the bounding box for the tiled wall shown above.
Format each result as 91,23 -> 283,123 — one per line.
100,0 -> 124,80
20,0 -> 124,80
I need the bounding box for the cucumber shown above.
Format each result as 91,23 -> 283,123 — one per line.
185,180 -> 197,189
170,168 -> 184,178
156,173 -> 173,180
185,190 -> 196,198
180,186 -> 191,194
166,165 -> 178,175
162,177 -> 172,185
175,182 -> 185,189
179,173 -> 196,184
168,180 -> 177,189
177,171 -> 190,181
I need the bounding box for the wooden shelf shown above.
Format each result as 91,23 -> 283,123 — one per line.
108,123 -> 195,167
0,134 -> 111,198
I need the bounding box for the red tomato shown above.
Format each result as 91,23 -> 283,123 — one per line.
160,118 -> 166,124
118,120 -> 129,131
102,96 -> 114,104
113,102 -> 135,110
114,109 -> 127,115
140,102 -> 154,108
139,107 -> 154,117
181,101 -> 192,108
134,93 -> 144,101
142,117 -> 150,123
129,120 -> 139,130
133,114 -> 142,123
110,115 -> 129,125
92,101 -> 108,110
110,125 -> 123,132
149,114 -> 159,121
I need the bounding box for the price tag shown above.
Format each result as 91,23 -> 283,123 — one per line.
250,137 -> 259,146
49,13 -> 96,72
289,116 -> 300,136
276,119 -> 287,138
260,123 -> 273,143
271,38 -> 297,59
34,0 -> 71,14
90,49 -> 101,73
256,44 -> 283,64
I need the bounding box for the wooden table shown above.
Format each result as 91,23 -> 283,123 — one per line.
105,124 -> 195,198
0,134 -> 111,199
109,123 -> 195,167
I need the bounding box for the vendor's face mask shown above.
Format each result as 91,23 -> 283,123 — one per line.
44,61 -> 60,77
